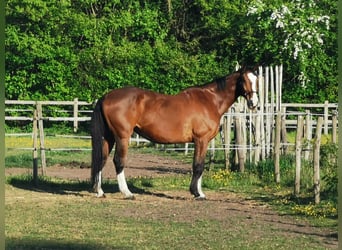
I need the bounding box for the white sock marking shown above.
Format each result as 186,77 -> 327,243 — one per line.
117,170 -> 134,198
95,171 -> 105,197
197,175 -> 206,198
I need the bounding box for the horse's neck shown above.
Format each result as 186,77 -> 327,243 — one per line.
214,74 -> 239,115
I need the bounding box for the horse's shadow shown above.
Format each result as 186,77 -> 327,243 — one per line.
6,175 -> 183,200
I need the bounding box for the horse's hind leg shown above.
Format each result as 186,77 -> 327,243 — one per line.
94,139 -> 113,197
113,137 -> 134,199
190,139 -> 208,200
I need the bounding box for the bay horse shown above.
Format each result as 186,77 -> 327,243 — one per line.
91,67 -> 259,199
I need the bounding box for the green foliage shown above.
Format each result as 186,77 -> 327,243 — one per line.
5,0 -> 337,102
320,143 -> 338,199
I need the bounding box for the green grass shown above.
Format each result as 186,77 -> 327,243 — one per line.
5,150 -> 91,168
5,135 -> 337,249
5,135 -> 91,168
5,134 -> 338,217
5,175 -> 337,250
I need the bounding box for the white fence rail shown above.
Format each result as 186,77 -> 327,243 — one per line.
5,99 -> 338,153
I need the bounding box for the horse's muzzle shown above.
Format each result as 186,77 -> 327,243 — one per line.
247,99 -> 258,110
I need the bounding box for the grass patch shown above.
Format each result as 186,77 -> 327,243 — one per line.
5,150 -> 91,168
5,135 -> 91,168
5,135 -> 337,246
5,175 -> 337,249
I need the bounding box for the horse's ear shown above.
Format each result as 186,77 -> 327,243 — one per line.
251,65 -> 259,75
238,64 -> 247,73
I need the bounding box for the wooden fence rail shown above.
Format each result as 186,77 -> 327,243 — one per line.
5,99 -> 92,132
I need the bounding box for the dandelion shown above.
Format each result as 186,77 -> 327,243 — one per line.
211,169 -> 231,187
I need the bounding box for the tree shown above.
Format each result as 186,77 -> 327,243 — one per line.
244,0 -> 337,103
5,0 -> 337,103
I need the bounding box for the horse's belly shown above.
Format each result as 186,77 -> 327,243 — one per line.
135,122 -> 193,144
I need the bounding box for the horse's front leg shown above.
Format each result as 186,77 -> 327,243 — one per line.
114,138 -> 134,199
190,139 -> 208,200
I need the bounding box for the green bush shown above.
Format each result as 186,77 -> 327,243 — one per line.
5,0 -> 336,103
320,143 -> 337,199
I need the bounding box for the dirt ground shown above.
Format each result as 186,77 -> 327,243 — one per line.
5,153 -> 192,180
5,153 -> 338,249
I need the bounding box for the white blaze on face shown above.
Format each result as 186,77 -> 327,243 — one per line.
247,72 -> 259,108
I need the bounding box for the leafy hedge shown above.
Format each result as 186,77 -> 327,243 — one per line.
5,0 -> 337,103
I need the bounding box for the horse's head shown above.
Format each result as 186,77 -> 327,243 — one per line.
237,68 -> 259,109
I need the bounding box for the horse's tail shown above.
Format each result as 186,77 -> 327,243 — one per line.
91,97 -> 106,186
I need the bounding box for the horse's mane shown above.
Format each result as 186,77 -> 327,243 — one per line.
204,74 -> 234,91
189,75 -> 228,91
183,72 -> 239,92
215,76 -> 228,91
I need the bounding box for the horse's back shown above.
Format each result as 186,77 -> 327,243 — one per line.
100,86 -> 221,143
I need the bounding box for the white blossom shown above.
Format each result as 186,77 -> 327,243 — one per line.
247,6 -> 258,16
316,34 -> 324,44
246,0 -> 330,61
247,0 -> 265,16
298,71 -> 310,88
304,41 -> 312,49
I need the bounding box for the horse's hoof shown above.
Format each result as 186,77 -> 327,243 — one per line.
194,196 -> 206,201
124,195 -> 135,200
96,193 -> 106,198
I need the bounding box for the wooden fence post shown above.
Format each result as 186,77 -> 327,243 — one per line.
248,110 -> 253,163
73,98 -> 78,133
33,110 -> 38,186
332,111 -> 337,144
281,107 -> 288,154
275,65 -> 279,111
274,111 -> 281,183
294,115 -> 304,196
279,64 -> 283,111
234,112 -> 245,172
313,117 -> 323,204
185,143 -> 189,155
324,100 -> 329,135
254,114 -> 261,165
304,110 -> 312,161
268,66 -> 274,157
37,102 -> 46,175
209,137 -> 216,163
259,67 -> 269,160
223,115 -> 231,170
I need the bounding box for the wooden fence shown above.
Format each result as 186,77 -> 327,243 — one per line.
5,65 -> 338,202
5,99 -> 92,132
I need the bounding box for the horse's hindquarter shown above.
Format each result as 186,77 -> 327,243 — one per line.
102,87 -> 146,138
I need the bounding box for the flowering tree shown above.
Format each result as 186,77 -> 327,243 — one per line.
246,0 -> 337,102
